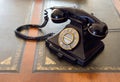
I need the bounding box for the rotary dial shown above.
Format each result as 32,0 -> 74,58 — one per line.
58,27 -> 80,50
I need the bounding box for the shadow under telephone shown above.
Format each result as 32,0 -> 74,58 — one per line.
15,7 -> 108,66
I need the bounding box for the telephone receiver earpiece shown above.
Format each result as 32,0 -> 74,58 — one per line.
51,9 -> 68,23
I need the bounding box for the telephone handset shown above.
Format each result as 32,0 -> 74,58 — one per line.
50,7 -> 108,40
15,7 -> 108,66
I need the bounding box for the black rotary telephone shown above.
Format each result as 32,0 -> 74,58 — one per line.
15,7 -> 108,66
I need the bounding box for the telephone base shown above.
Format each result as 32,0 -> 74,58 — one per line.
46,40 -> 104,66
78,41 -> 104,66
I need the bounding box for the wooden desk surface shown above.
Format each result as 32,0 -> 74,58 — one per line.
0,0 -> 120,82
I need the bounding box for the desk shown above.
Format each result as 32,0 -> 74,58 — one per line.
0,0 -> 120,82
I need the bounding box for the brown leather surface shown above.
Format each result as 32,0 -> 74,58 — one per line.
33,0 -> 120,72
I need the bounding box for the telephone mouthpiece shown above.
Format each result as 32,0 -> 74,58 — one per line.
88,23 -> 108,40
